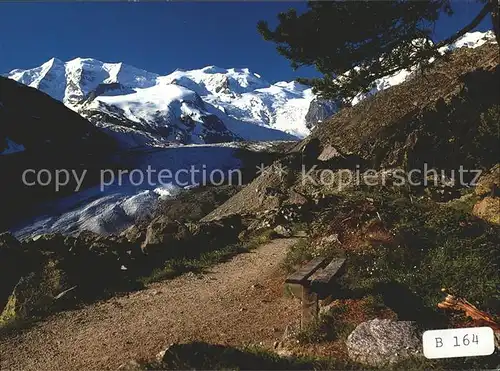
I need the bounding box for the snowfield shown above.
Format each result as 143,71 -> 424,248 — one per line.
350,31 -> 496,105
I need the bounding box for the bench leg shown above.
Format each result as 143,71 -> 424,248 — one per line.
301,285 -> 318,329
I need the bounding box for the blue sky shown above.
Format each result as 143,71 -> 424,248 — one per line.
0,1 -> 492,83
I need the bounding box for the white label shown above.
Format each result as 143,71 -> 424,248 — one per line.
423,327 -> 495,359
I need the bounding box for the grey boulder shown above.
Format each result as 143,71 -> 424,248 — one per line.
346,318 -> 423,367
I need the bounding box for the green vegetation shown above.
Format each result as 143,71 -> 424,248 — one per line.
139,228 -> 277,285
283,188 -> 500,324
258,1 -> 499,102
0,258 -> 68,328
281,238 -> 313,273
353,189 -> 499,311
138,244 -> 250,285
296,302 -> 356,344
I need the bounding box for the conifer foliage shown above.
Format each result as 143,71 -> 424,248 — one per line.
258,0 -> 499,103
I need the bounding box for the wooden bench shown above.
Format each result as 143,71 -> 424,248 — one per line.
285,256 -> 346,328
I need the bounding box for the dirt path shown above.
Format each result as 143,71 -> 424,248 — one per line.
0,239 -> 301,371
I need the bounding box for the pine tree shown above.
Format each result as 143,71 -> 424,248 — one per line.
258,0 -> 499,103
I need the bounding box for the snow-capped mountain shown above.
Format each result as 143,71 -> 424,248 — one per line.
78,82 -> 242,147
350,31 -> 496,105
6,31 -> 495,147
7,59 -> 309,145
8,57 -> 159,104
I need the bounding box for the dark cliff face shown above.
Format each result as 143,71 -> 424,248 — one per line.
304,98 -> 339,130
84,83 -> 135,103
0,77 -> 118,230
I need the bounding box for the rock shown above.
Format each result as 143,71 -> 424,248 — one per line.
197,217 -> 242,241
305,98 -> 338,130
77,230 -> 102,245
0,259 -> 69,325
142,215 -> 241,256
317,144 -> 343,162
300,138 -> 321,166
472,196 -> 500,225
475,164 -> 500,197
141,217 -> 190,254
119,224 -> 145,244
345,318 -> 422,367
274,225 -> 292,238
285,190 -> 309,206
29,233 -> 67,252
320,234 -> 341,246
0,232 -> 25,311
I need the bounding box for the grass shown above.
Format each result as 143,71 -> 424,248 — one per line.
282,187 -> 500,331
296,302 -> 356,344
296,295 -> 393,345
281,238 -> 313,273
445,191 -> 479,214
138,243 -> 250,285
138,228 -> 277,285
357,189 -> 500,312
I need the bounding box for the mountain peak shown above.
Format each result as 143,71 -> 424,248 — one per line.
67,57 -> 101,64
47,57 -> 64,66
201,65 -> 227,74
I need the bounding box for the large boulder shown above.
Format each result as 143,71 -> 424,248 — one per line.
120,224 -> 145,244
345,318 -> 423,367
475,164 -> 500,197
0,258 -> 69,326
472,196 -> 500,225
141,217 -> 191,255
0,232 -> 25,311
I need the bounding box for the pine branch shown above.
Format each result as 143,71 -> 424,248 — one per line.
435,2 -> 493,49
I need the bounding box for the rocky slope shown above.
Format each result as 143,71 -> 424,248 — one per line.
203,40 -> 499,223
296,42 -> 500,172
